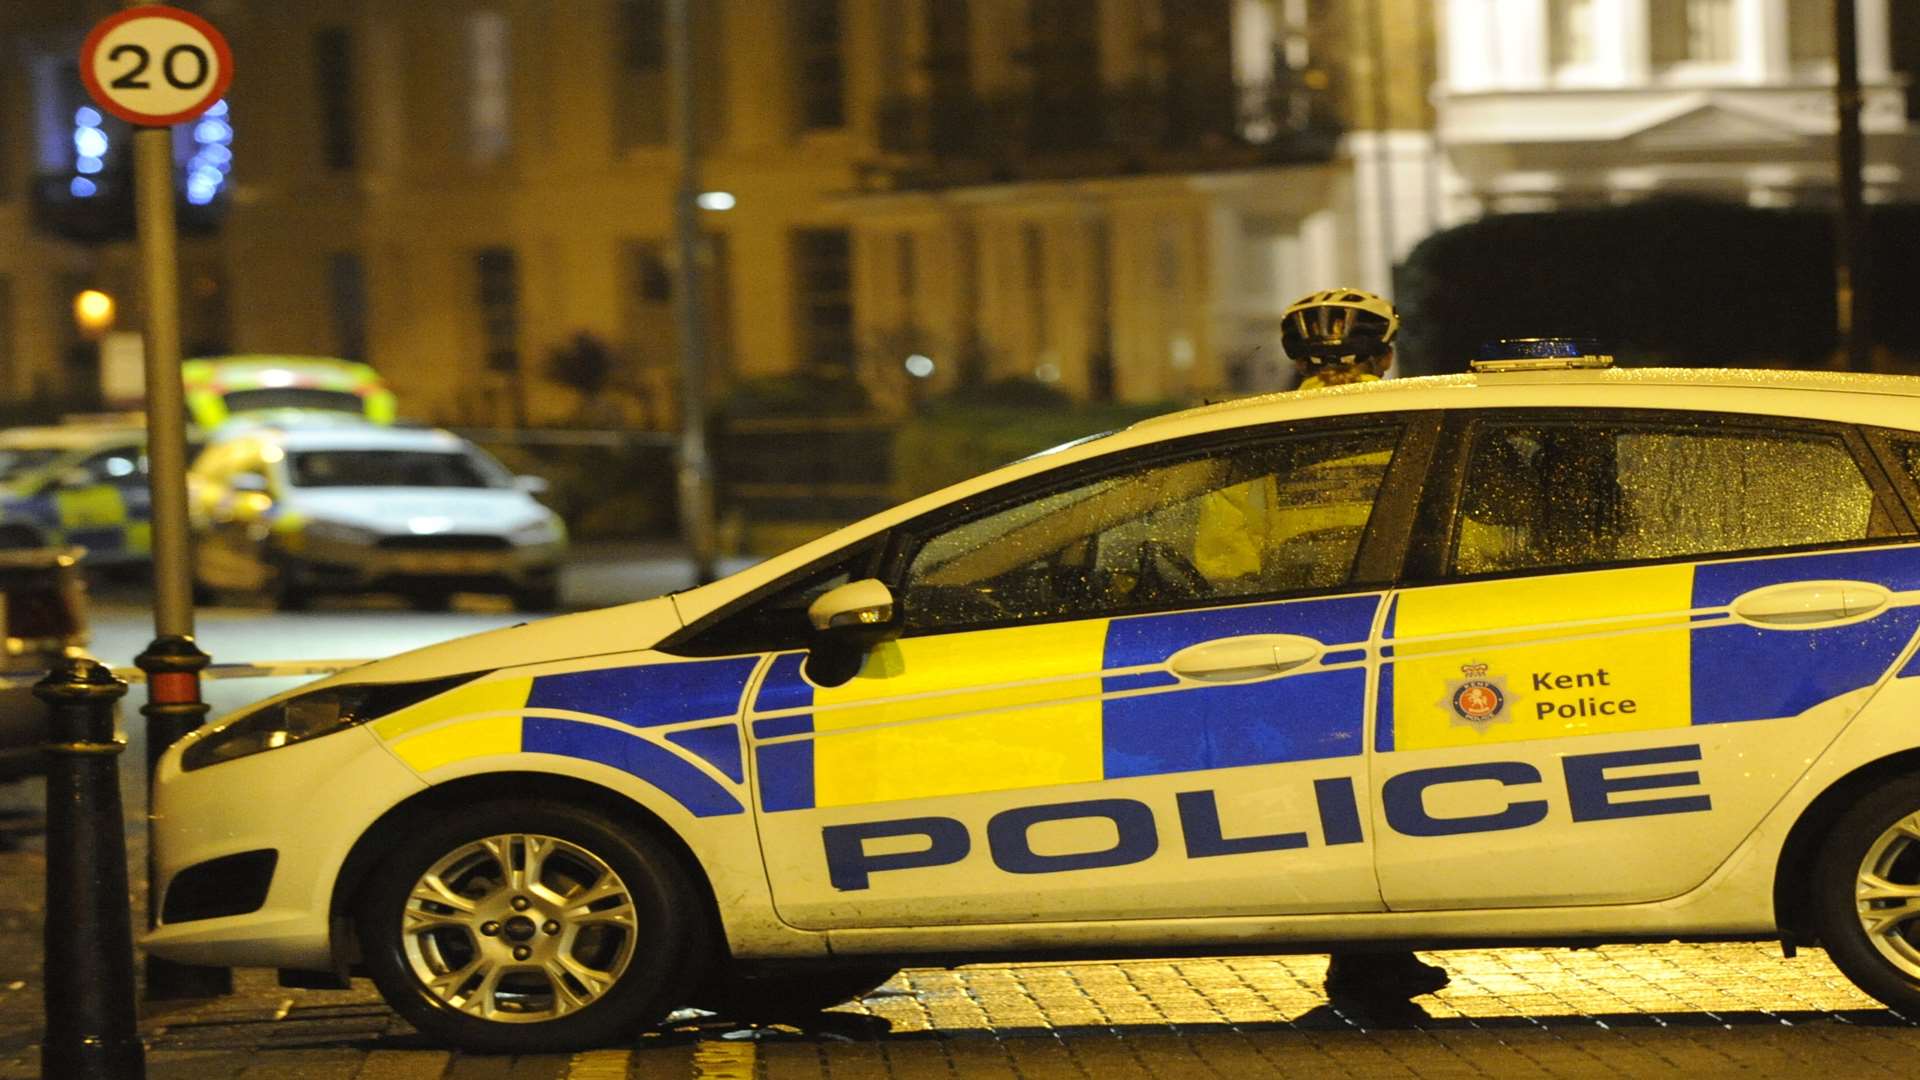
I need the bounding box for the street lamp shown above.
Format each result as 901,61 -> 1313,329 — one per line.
73,289 -> 116,339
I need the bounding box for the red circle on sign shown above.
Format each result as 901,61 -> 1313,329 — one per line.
79,5 -> 235,127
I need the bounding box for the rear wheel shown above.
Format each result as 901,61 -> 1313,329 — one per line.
357,801 -> 703,1052
1812,776 -> 1920,1015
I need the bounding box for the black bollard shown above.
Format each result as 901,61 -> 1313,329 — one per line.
36,658 -> 145,1080
134,635 -> 231,1000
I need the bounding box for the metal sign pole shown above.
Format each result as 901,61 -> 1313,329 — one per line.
132,122 -> 230,1001
669,0 -> 718,586
134,127 -> 193,638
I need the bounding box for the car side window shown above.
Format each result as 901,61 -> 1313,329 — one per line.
1895,439 -> 1920,489
1451,419 -> 1886,577
900,427 -> 1403,633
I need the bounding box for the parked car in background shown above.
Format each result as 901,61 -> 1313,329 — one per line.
189,423 -> 565,611
0,547 -> 90,780
182,355 -> 397,431
0,423 -> 153,564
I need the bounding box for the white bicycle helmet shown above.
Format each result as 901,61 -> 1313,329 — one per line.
1280,288 -> 1400,366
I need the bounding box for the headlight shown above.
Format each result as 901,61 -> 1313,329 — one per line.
306,519 -> 380,545
509,515 -> 564,545
181,673 -> 481,771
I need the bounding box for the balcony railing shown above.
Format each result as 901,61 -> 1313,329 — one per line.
865,77 -> 1342,190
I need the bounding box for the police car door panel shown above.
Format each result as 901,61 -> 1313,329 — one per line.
749,592 -> 1387,930
1373,412 -> 1920,910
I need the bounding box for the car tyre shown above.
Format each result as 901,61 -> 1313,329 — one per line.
1812,775 -> 1920,1015
356,800 -> 704,1052
697,965 -> 899,1023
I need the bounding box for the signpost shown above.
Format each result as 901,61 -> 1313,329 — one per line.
81,3 -> 234,1002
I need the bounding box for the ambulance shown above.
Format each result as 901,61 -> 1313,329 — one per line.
144,354 -> 1920,1050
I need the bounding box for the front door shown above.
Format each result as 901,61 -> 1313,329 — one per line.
1373,411 -> 1920,910
745,421 -> 1428,929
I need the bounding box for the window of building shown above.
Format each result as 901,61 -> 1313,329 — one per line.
792,0 -> 845,130
901,427 -> 1402,632
794,229 -> 853,373
614,0 -> 669,147
1549,0 -> 1597,70
314,27 -> 357,170
1022,223 -> 1050,364
1788,0 -> 1836,68
329,252 -> 368,361
1449,418 -> 1887,578
1027,0 -> 1102,149
474,248 -> 520,373
1651,0 -> 1737,69
465,10 -> 512,166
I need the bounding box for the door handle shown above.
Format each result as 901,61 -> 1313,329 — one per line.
1166,634 -> 1325,684
1731,580 -> 1891,628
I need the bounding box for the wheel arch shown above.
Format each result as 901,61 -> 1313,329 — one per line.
1774,748 -> 1920,943
327,770 -> 726,963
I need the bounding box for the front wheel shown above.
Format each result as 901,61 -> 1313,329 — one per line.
357,801 -> 703,1052
1812,776 -> 1920,1015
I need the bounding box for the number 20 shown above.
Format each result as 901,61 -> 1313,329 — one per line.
108,43 -> 210,92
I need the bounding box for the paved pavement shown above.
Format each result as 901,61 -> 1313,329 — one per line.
4,544 -> 1920,1076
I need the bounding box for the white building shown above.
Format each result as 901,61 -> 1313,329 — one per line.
1436,0 -> 1915,213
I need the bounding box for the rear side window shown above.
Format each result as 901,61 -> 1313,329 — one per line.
1451,420 -> 1884,577
1895,439 -> 1920,489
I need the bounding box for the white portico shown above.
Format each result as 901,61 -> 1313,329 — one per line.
1437,0 -> 1915,213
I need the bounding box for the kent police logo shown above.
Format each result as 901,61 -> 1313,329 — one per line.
1439,662 -> 1513,733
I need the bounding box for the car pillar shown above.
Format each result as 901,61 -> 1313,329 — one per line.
135,634 -> 232,1000
35,658 -> 145,1080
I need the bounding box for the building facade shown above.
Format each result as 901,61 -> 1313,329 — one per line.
0,1 -> 1907,424
1436,0 -> 1917,212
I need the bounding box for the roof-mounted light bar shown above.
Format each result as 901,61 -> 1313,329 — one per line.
1470,338 -> 1615,373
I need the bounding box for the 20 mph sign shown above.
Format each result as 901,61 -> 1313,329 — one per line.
80,6 -> 233,127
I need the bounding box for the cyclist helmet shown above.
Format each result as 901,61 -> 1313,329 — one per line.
1280,288 -> 1399,366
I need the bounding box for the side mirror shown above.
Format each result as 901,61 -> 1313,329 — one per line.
805,579 -> 900,688
808,578 -> 896,633
514,474 -> 551,496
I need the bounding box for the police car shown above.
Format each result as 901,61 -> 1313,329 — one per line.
146,356 -> 1920,1051
0,424 -> 152,561
189,423 -> 565,611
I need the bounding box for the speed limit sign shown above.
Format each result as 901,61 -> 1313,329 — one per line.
80,5 -> 234,127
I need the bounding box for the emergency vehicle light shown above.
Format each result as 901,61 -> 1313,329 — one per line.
1470,338 -> 1615,373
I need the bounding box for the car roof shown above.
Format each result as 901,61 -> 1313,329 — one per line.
0,425 -> 145,451
227,424 -> 470,453
1139,367 -> 1920,431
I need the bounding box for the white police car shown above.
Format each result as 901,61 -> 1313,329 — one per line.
189,423 -> 565,611
146,357 -> 1920,1051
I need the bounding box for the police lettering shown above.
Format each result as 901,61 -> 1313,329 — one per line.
820,744 -> 1712,889
1530,667 -> 1638,721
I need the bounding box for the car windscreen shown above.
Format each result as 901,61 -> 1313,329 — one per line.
0,449 -> 67,480
286,450 -> 503,489
224,388 -> 367,415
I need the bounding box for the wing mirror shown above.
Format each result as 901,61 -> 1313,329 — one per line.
514,474 -> 550,496
808,578 -> 896,633
805,579 -> 899,687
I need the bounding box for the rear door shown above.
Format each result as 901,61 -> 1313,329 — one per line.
1373,410 -> 1920,911
723,418 -> 1437,930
